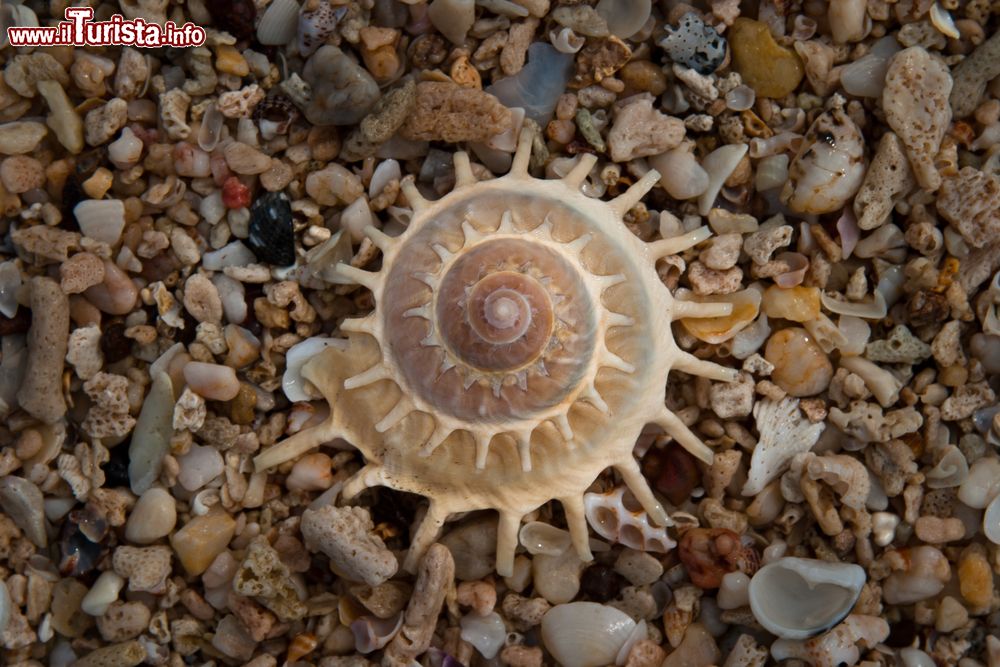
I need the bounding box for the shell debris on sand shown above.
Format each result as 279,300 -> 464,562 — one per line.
3,1 -> 1000,666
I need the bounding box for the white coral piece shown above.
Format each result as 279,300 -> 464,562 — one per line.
742,397 -> 824,496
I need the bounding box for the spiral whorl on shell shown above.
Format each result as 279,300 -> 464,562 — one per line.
255,128 -> 739,575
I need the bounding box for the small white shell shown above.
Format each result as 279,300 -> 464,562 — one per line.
699,143 -> 748,215
781,107 -> 866,214
742,398 -> 824,496
257,0 -> 300,45
748,557 -> 866,639
519,521 -> 572,556
459,611 -> 506,659
351,613 -> 403,653
369,159 -> 401,199
283,337 -> 351,402
541,602 -> 636,667
550,27 -> 585,54
583,486 -> 675,552
108,127 -> 143,168
925,445 -> 968,489
74,199 -> 126,245
197,103 -> 225,152
929,2 -> 959,39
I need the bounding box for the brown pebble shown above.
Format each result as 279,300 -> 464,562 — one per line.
72,640 -> 146,667
60,251 -> 105,294
229,382 -> 258,424
764,328 -> 833,397
17,277 -> 69,424
619,60 -> 667,96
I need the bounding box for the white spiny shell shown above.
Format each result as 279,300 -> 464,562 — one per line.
253,127 -> 739,576
583,486 -> 675,552
748,557 -> 866,639
541,602 -> 636,667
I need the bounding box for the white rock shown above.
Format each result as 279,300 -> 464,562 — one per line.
176,444 -> 224,492
125,487 -> 177,544
74,199 -> 126,245
80,571 -> 125,616
460,611 -> 506,659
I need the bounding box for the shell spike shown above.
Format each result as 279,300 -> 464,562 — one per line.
615,457 -> 670,526
560,495 -> 594,562
333,263 -> 381,291
595,273 -> 626,292
601,346 -> 636,374
609,169 -> 660,218
509,125 -> 535,177
461,219 -> 484,244
497,209 -> 516,234
553,413 -> 574,441
514,430 -> 532,472
363,225 -> 394,252
340,314 -> 376,334
344,364 -> 391,390
375,397 -> 414,432
403,503 -> 448,573
453,151 -> 476,188
419,423 -> 453,458
672,300 -> 734,319
654,407 -> 714,464
562,153 -> 599,189
432,243 -> 454,262
342,464 -> 386,500
401,176 -> 429,211
606,311 -> 635,328
403,303 -> 432,320
253,421 -> 338,472
582,382 -> 610,414
673,351 -> 739,382
566,232 -> 592,254
474,432 -> 493,469
647,226 -> 712,260
496,511 -> 523,577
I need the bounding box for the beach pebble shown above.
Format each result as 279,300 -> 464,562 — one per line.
60,252 -> 106,294
606,94 -> 684,162
303,46 -> 381,126
765,328 -> 833,397
0,121 -> 48,155
125,487 -> 176,544
305,164 -> 364,206
81,571 -> 125,616
301,505 -> 398,586
728,18 -> 804,98
762,285 -> 820,322
0,476 -> 47,548
96,601 -> 150,642
84,260 -> 138,315
937,167 -> 1000,249
17,277 -> 69,424
400,82 -> 512,143
170,511 -> 237,575
183,361 -> 241,401
50,579 -> 91,638
176,444 -> 224,491
72,641 -> 146,667
949,30 -> 1000,118
882,46 -> 953,191
0,156 -> 44,193
112,545 -> 172,593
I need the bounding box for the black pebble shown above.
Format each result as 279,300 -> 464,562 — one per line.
101,443 -> 131,488
579,563 -> 627,603
204,0 -> 256,42
247,192 -> 296,267
100,321 -> 131,364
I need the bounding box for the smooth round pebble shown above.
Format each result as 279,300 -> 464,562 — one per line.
80,570 -> 125,616
765,328 -> 833,397
183,361 -> 241,401
125,487 -> 177,544
176,444 -> 225,492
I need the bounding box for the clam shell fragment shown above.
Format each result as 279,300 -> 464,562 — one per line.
748,557 -> 866,639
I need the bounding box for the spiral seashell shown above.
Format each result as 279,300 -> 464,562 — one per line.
253,126 -> 739,576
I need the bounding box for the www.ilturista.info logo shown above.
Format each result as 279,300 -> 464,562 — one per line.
6,7 -> 207,47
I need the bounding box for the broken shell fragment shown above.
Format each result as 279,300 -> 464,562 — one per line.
283,337 -> 351,402
583,486 -> 675,552
748,557 -> 866,640
541,602 -> 636,667
782,105 -> 866,214
676,287 -> 761,345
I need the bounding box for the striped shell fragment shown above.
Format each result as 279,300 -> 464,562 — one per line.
254,128 -> 738,576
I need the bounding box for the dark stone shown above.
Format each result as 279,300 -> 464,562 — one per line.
246,192 -> 295,266
579,563 -> 627,603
